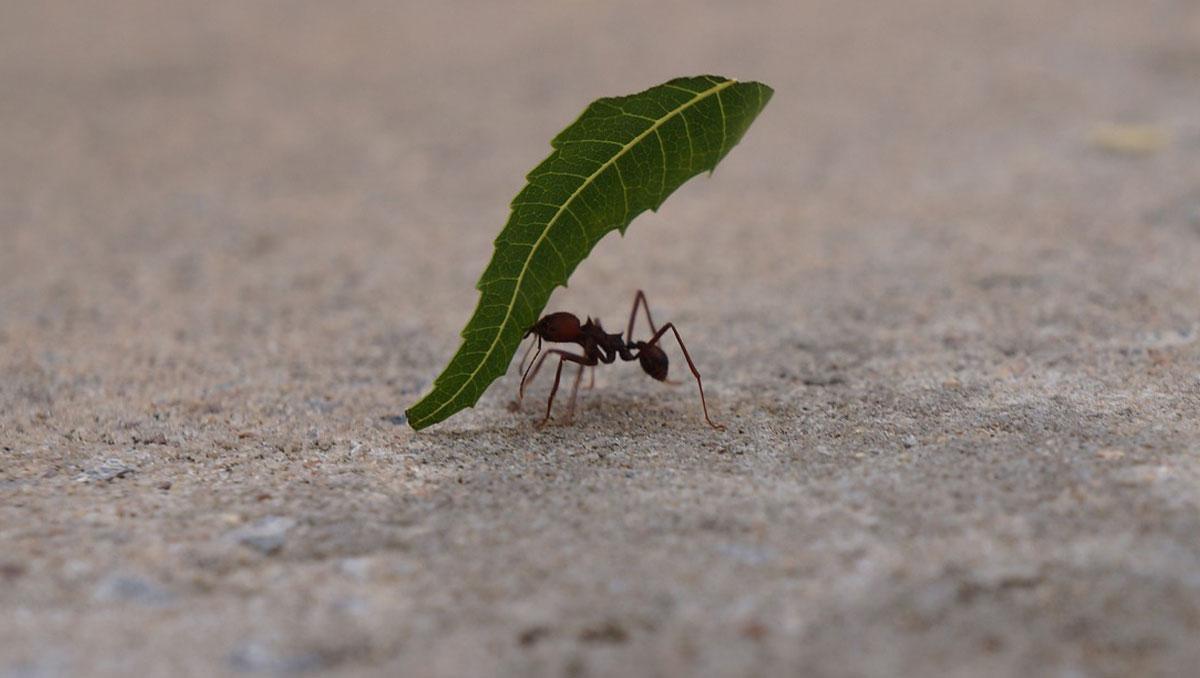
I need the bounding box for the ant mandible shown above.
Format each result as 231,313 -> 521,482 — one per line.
515,290 -> 725,430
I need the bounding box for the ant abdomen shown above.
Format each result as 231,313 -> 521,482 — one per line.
637,343 -> 669,381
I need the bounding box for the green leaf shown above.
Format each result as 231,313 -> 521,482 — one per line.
406,75 -> 773,430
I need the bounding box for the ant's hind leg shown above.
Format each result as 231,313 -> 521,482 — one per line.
647,323 -> 725,431
625,290 -> 659,343
531,350 -> 593,429
564,363 -> 586,422
536,358 -> 567,429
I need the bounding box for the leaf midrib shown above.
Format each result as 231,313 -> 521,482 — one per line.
413,78 -> 737,426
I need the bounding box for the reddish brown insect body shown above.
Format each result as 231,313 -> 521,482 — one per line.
516,291 -> 724,430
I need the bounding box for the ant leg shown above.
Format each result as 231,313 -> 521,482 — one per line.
537,357 -> 568,429
525,337 -> 599,396
516,335 -> 543,406
625,290 -> 659,344
564,363 -> 586,422
518,334 -> 540,380
529,350 -> 593,428
521,340 -> 561,400
646,323 -> 725,431
626,292 -> 677,384
586,365 -> 596,390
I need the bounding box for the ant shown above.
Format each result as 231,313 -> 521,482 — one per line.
515,290 -> 725,430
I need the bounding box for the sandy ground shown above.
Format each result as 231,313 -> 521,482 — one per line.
3,1 -> 1200,676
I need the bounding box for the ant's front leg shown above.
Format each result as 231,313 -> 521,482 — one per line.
526,349 -> 596,428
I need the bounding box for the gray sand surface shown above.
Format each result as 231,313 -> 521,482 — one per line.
3,2 -> 1200,676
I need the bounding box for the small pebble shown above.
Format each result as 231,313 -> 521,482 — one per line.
75,459 -> 135,483
338,557 -> 373,580
227,641 -> 326,674
518,625 -> 551,647
225,516 -> 296,555
578,620 -> 629,644
93,574 -> 173,605
1089,123 -> 1168,155
717,543 -> 773,566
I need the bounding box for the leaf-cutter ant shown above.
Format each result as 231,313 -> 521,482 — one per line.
516,290 -> 724,430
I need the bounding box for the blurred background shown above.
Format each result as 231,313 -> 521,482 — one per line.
3,2 -> 1200,676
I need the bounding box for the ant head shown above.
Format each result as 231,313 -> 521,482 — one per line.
528,312 -> 583,343
636,342 -> 669,381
